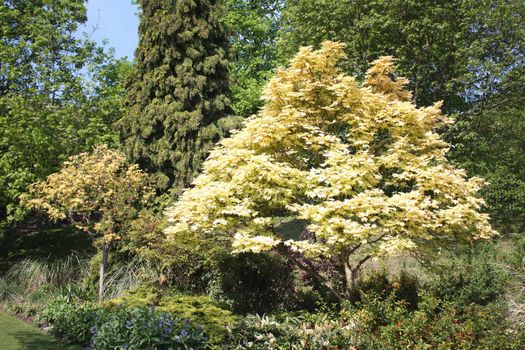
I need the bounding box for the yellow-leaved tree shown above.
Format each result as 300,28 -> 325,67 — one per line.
23,145 -> 153,302
164,42 -> 496,301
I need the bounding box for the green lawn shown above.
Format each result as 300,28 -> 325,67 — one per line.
0,312 -> 79,350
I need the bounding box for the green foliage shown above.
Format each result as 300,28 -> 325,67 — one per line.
448,105 -> 525,232
278,0 -> 524,112
432,243 -> 508,306
218,252 -> 297,314
228,292 -> 525,349
349,270 -> 419,310
91,307 -> 209,350
346,292 -> 525,350
118,0 -> 232,192
225,0 -> 284,116
40,299 -> 106,345
41,298 -> 210,349
0,254 -> 93,317
104,285 -> 237,344
0,0 -> 126,221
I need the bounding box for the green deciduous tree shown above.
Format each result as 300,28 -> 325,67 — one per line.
225,0 -> 284,117
117,0 -> 232,193
23,145 -> 153,302
278,0 -> 524,113
165,43 -> 495,301
0,0 -> 126,222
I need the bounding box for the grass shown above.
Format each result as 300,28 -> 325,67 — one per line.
0,312 -> 79,350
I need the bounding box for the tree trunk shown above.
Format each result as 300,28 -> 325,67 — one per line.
343,254 -> 371,298
98,244 -> 109,303
344,260 -> 357,297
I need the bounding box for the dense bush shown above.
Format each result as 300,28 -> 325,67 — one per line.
349,270 -> 419,310
347,292 -> 525,350
227,292 -> 525,349
91,306 -> 208,350
40,298 -> 209,349
104,285 -> 237,343
432,243 -> 508,306
218,252 -> 298,314
40,299 -> 107,345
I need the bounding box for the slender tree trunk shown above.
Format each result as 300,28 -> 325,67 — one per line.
99,244 -> 109,303
343,254 -> 371,298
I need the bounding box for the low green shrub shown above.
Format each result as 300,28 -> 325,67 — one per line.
91,306 -> 209,350
346,292 -> 525,350
349,269 -> 419,309
40,298 -> 107,345
432,242 -> 508,306
41,298 -> 210,349
227,290 -> 525,349
104,285 -> 237,344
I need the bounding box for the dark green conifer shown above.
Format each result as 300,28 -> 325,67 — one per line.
118,0 -> 231,192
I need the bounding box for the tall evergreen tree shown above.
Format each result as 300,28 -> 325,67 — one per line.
118,0 -> 232,193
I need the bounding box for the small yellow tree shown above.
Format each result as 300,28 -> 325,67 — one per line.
164,42 -> 496,301
23,145 -> 153,302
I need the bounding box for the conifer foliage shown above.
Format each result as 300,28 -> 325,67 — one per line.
118,0 -> 231,192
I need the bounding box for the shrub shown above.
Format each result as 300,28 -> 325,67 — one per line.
227,290 -> 525,349
346,292 -> 525,350
433,243 -> 508,306
40,298 -> 210,349
349,270 -> 419,310
90,306 -> 209,350
218,252 -> 297,314
104,285 -> 237,344
229,312 -> 355,350
40,299 -> 107,345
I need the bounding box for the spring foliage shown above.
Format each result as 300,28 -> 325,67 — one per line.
23,145 -> 153,245
165,42 -> 495,271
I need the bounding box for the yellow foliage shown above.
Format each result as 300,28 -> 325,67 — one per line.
23,145 -> 153,244
164,42 -> 496,263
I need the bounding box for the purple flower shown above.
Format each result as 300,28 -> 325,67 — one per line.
180,330 -> 188,337
126,321 -> 133,329
174,335 -> 181,342
82,347 -> 91,350
90,326 -> 97,335
120,344 -> 128,350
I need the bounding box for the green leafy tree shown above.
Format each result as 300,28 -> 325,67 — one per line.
117,0 -> 232,193
0,0 -> 125,221
278,0 -> 524,112
448,95 -> 525,232
23,145 -> 153,302
165,43 -> 495,301
225,0 -> 284,117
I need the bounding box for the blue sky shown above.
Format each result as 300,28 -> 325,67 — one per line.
78,0 -> 139,60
